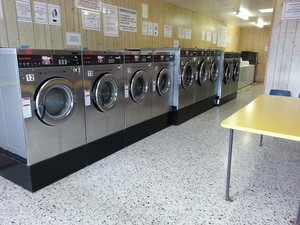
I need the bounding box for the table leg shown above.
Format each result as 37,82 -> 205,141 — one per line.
296,204 -> 300,225
225,129 -> 234,201
259,134 -> 263,146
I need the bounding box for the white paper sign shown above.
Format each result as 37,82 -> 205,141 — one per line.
34,2 -> 48,24
212,29 -> 217,44
148,21 -> 154,36
185,28 -> 192,39
16,0 -> 32,23
164,25 -> 172,38
142,20 -> 148,35
174,40 -> 179,48
282,2 -> 300,20
0,0 -> 3,19
66,32 -> 81,46
119,7 -> 137,32
154,23 -> 158,36
217,25 -> 227,48
206,31 -> 212,42
22,97 -> 32,118
75,0 -> 101,12
82,10 -> 100,31
103,3 -> 119,37
142,3 -> 148,19
178,27 -> 185,39
48,4 -> 61,26
84,89 -> 91,106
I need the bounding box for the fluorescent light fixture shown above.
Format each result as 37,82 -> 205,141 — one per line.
255,18 -> 264,28
258,8 -> 273,13
236,11 -> 249,20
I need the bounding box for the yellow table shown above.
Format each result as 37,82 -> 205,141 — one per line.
221,95 -> 300,223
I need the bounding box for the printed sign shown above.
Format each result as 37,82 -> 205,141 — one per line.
84,89 -> 91,106
75,0 -> 101,12
16,0 -> 32,23
34,1 -> 48,24
119,7 -> 137,32
282,1 -> 300,20
82,10 -> 100,31
103,3 -> 119,37
0,0 -> 3,19
66,32 -> 81,46
164,25 -> 172,38
22,97 -> 32,118
48,4 -> 61,26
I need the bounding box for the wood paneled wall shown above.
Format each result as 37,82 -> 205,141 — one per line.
0,0 -> 240,51
264,0 -> 300,97
239,27 -> 271,82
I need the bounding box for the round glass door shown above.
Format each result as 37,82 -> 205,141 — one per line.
181,61 -> 194,90
223,63 -> 233,84
130,70 -> 149,103
197,59 -> 210,86
210,58 -> 220,82
157,68 -> 171,97
233,62 -> 240,82
35,78 -> 75,126
93,73 -> 118,112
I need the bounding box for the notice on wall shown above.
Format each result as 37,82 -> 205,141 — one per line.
75,0 -> 101,12
174,40 -> 179,47
217,25 -> 227,48
142,3 -> 148,19
185,28 -> 192,40
154,23 -> 158,36
82,10 -> 100,31
66,32 -> 81,46
164,25 -> 172,38
202,30 -> 206,41
178,27 -> 185,39
34,2 -> 48,24
206,31 -> 212,42
142,20 -> 148,35
119,7 -> 137,32
148,21 -> 154,36
48,4 -> 61,26
103,3 -> 118,37
212,29 -> 217,44
282,1 -> 300,20
0,0 -> 3,19
16,0 -> 32,23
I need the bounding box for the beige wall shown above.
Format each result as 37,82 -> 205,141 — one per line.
239,27 -> 271,82
0,0 -> 240,51
264,0 -> 300,97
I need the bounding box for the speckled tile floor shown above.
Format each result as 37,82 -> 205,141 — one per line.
1,83 -> 300,225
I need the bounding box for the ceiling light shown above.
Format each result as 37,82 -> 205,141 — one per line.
236,11 -> 249,20
255,18 -> 264,28
258,8 -> 273,13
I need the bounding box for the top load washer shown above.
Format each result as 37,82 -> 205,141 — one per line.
195,49 -> 210,103
82,50 -> 124,143
123,50 -> 152,128
0,48 -> 85,165
151,50 -> 175,118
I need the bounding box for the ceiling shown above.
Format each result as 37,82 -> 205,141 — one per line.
163,0 -> 275,27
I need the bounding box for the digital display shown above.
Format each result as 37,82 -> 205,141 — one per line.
42,56 -> 54,65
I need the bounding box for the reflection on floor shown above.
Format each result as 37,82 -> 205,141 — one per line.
1,83 -> 299,225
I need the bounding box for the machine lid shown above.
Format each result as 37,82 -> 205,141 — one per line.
181,61 -> 194,90
197,59 -> 210,86
232,61 -> 240,82
130,70 -> 149,103
35,78 -> 75,126
93,73 -> 118,112
223,63 -> 233,84
210,58 -> 220,82
157,68 -> 171,97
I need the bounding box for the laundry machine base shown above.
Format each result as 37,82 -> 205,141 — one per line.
215,92 -> 237,106
0,145 -> 88,192
124,112 -> 171,147
86,130 -> 125,165
193,96 -> 216,116
171,104 -> 195,125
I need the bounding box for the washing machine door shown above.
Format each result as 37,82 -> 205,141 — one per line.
210,58 -> 220,82
130,70 -> 149,103
233,61 -> 240,81
197,59 -> 210,86
93,73 -> 118,112
157,68 -> 171,97
181,61 -> 194,90
35,78 -> 76,126
223,62 -> 233,84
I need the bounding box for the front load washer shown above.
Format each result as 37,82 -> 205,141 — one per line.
208,49 -> 222,99
0,48 -> 86,191
172,48 -> 197,125
151,51 -> 174,118
123,50 -> 153,146
82,50 -> 125,164
216,51 -> 234,105
231,52 -> 241,95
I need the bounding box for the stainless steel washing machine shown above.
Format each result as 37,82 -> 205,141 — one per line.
172,48 -> 197,125
231,52 -> 241,95
152,51 -> 175,118
216,51 -> 234,105
83,51 -> 124,144
208,49 -> 222,99
194,49 -> 210,103
0,48 -> 86,166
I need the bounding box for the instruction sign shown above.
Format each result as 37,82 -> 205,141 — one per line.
119,7 -> 137,32
282,1 -> 300,20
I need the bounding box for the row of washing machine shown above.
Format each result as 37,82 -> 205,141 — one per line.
0,48 -> 240,191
